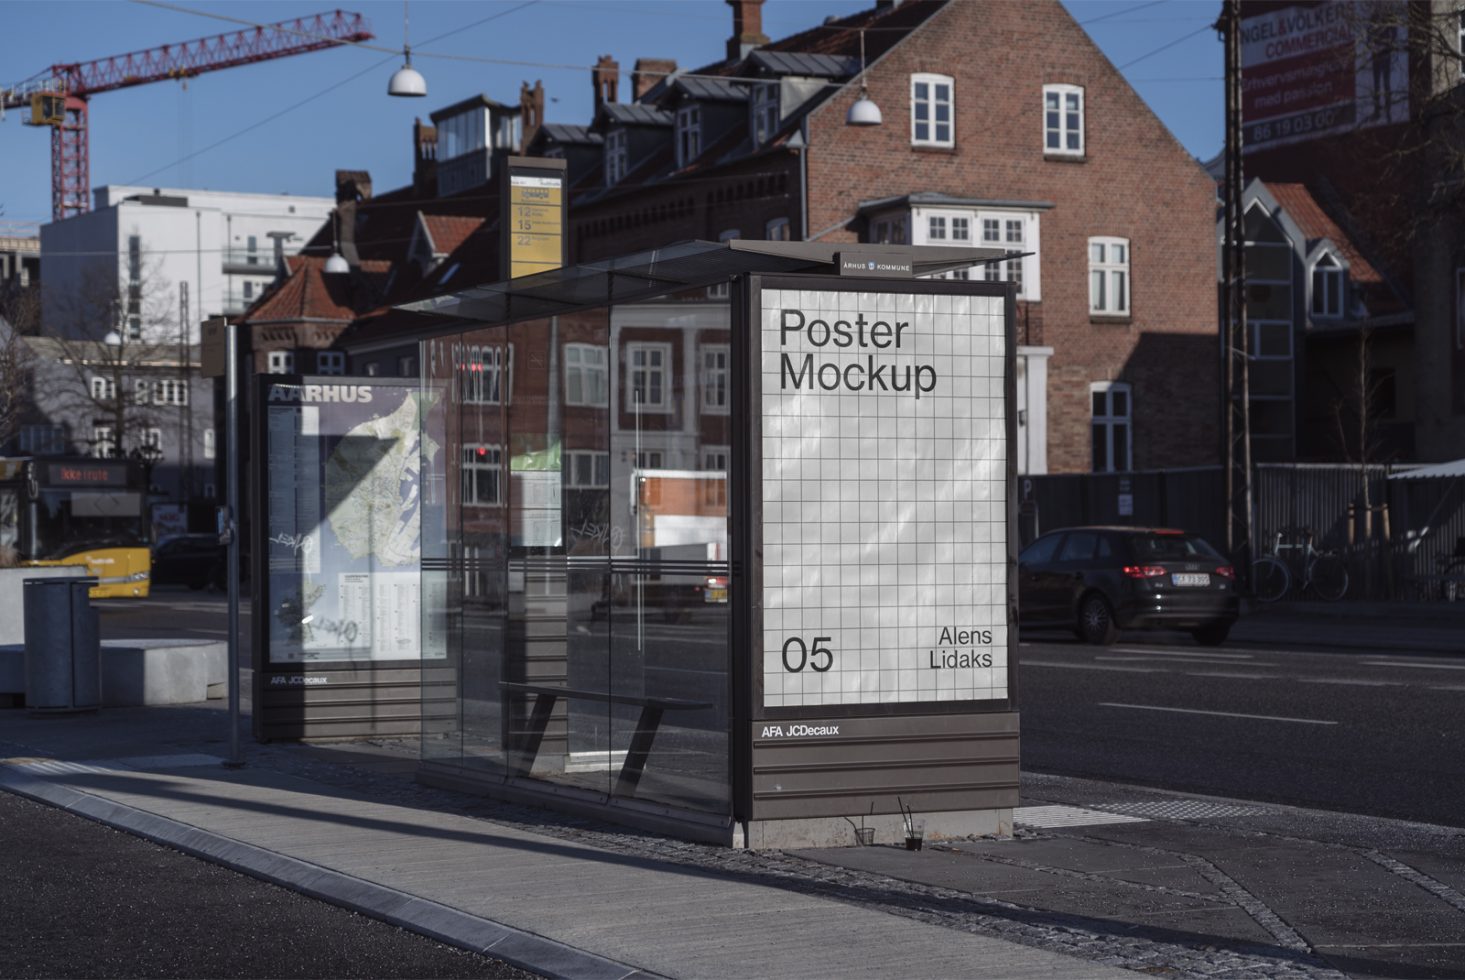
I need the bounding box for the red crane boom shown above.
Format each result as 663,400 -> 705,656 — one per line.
2,10 -> 374,221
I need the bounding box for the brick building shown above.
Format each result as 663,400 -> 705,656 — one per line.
538,0 -> 1219,474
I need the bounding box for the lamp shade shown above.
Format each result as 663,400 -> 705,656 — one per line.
388,62 -> 427,97
324,252 -> 350,275
847,95 -> 882,126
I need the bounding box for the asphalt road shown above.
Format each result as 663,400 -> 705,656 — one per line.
1018,629 -> 1465,827
0,790 -> 537,979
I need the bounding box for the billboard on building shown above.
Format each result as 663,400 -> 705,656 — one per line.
1241,0 -> 1407,152
756,284 -> 1009,710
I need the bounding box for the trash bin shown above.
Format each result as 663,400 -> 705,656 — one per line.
23,577 -> 100,713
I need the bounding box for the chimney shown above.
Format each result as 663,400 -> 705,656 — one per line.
413,118 -> 438,194
520,80 -> 545,153
726,0 -> 769,62
632,58 -> 677,101
593,55 -> 620,107
332,170 -> 371,266
334,169 -> 372,204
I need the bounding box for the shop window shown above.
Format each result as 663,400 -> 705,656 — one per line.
1089,237 -> 1130,316
1044,83 -> 1084,157
626,343 -> 672,413
1091,382 -> 1132,473
911,73 -> 954,147
564,344 -> 608,406
461,444 -> 504,506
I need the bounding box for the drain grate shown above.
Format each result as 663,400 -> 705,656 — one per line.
1089,800 -> 1271,820
1014,804 -> 1150,828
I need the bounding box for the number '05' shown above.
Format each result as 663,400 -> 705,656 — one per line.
782,636 -> 833,672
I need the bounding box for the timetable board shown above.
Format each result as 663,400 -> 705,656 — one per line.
503,158 -> 566,280
758,286 -> 1008,709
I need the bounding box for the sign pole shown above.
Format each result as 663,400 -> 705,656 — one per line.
224,321 -> 242,768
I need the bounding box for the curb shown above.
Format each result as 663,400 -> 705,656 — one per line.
0,767 -> 660,980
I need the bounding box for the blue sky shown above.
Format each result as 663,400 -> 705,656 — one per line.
0,0 -> 1222,229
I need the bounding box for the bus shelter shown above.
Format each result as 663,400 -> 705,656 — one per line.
385,241 -> 1018,847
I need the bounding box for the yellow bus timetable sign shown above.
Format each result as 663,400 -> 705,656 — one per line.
509,173 -> 563,278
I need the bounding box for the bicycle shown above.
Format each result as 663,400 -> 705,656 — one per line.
1251,526 -> 1349,603
1437,538 -> 1465,602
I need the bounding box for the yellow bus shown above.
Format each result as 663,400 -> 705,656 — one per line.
0,457 -> 151,598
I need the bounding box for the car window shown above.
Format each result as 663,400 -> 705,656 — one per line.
1058,531 -> 1098,561
1096,535 -> 1113,559
1020,533 -> 1063,565
1128,533 -> 1223,561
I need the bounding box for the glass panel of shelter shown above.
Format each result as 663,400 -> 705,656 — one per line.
420,289 -> 731,815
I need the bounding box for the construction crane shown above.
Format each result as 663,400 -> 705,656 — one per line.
2,10 -> 373,222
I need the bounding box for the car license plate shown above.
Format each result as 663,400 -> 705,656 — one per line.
1171,573 -> 1210,587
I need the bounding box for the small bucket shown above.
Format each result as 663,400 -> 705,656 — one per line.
903,818 -> 925,851
854,827 -> 875,846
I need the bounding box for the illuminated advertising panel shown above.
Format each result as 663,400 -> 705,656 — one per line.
758,285 -> 1009,709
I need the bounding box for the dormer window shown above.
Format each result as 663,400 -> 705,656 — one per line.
1311,252 -> 1344,319
751,83 -> 779,144
605,129 -> 628,186
676,105 -> 702,168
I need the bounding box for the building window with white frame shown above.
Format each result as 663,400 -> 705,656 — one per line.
752,83 -> 779,144
910,73 -> 954,147
675,104 -> 701,168
267,350 -> 295,374
871,215 -> 908,245
565,449 -> 610,488
399,355 -> 418,378
1091,383 -> 1132,473
1311,252 -> 1344,318
928,216 -> 947,241
564,344 -> 608,406
765,217 -> 790,241
317,351 -> 346,375
1044,83 -> 1084,157
203,428 -> 216,460
152,379 -> 189,406
701,345 -> 730,414
981,216 -> 1028,295
604,128 -> 628,186
461,444 -> 504,506
91,425 -> 116,459
701,445 -> 729,507
91,376 -> 116,402
140,427 -> 163,452
459,344 -> 511,404
1089,237 -> 1130,316
625,342 -> 672,413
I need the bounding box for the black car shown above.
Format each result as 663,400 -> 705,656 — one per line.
151,533 -> 225,591
1018,526 -> 1240,646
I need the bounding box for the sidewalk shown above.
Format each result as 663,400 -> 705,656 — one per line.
1230,600 -> 1465,653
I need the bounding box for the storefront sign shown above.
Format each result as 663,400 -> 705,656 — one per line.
759,287 -> 1008,708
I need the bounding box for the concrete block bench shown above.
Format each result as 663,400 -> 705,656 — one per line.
0,639 -> 226,707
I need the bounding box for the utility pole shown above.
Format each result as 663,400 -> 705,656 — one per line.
1219,0 -> 1253,586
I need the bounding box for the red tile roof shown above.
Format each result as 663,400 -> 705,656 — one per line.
422,214 -> 484,256
244,255 -> 392,323
1265,182 -> 1382,284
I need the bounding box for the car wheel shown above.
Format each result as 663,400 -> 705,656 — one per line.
1192,622 -> 1231,646
1078,594 -> 1118,646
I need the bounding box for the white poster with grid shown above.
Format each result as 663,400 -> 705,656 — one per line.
759,287 -> 1007,708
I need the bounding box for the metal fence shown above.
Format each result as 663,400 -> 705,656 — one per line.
1021,463 -> 1465,601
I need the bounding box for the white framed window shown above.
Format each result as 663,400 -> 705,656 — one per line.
751,83 -> 779,144
461,444 -> 504,506
267,351 -> 295,374
140,427 -> 163,452
90,376 -> 116,402
1091,382 -> 1132,473
701,345 -> 730,414
564,344 -> 609,406
870,215 -> 908,245
203,428 -> 216,460
625,342 -> 672,413
459,344 -> 512,404
675,104 -> 702,168
765,217 -> 791,242
1044,83 -> 1085,157
604,128 -> 628,186
134,379 -> 151,405
1088,237 -> 1130,316
701,445 -> 729,507
565,450 -> 610,488
910,73 -> 954,147
978,214 -> 1032,297
317,351 -> 346,376
1310,252 -> 1344,319
152,379 -> 189,405
700,446 -> 729,471
91,425 -> 115,459
928,216 -> 948,241
19,424 -> 66,455
635,450 -> 664,469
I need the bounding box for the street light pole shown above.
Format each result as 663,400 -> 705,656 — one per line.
224,320 -> 242,768
1220,0 -> 1253,587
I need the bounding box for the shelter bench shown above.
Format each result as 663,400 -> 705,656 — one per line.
499,681 -> 712,797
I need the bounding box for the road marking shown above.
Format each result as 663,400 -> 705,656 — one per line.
1111,647 -> 1256,660
1361,660 -> 1465,671
1098,702 -> 1338,725
1298,677 -> 1403,687
1183,671 -> 1273,680
1022,661 -> 1158,673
